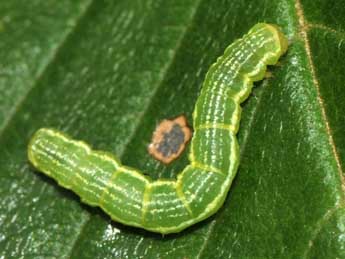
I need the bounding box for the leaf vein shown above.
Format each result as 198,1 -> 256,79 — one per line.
295,0 -> 345,199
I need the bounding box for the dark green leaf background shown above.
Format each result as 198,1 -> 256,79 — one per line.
1,0 -> 344,258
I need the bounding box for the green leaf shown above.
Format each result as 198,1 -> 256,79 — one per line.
1,0 -> 344,258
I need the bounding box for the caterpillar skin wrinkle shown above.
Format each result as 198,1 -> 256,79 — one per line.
28,23 -> 288,234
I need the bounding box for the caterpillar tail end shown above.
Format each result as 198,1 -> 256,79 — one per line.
27,128 -> 46,168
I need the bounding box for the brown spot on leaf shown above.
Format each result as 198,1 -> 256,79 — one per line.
148,115 -> 192,164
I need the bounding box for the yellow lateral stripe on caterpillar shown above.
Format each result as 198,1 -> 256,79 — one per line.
28,23 -> 288,234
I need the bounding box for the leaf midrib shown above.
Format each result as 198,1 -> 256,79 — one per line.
197,1 -> 345,257
295,0 -> 345,257
295,0 -> 345,198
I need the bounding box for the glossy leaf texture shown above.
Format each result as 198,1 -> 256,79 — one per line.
0,0 -> 344,258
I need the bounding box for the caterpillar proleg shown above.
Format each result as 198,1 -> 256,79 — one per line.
28,23 -> 288,234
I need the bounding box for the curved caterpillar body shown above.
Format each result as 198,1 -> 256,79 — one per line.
28,23 -> 288,234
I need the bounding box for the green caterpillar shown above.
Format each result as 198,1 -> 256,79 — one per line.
28,23 -> 288,234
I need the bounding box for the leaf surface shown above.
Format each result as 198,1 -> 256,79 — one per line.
0,0 -> 344,258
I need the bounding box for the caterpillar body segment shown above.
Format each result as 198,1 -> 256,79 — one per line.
28,23 -> 288,234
